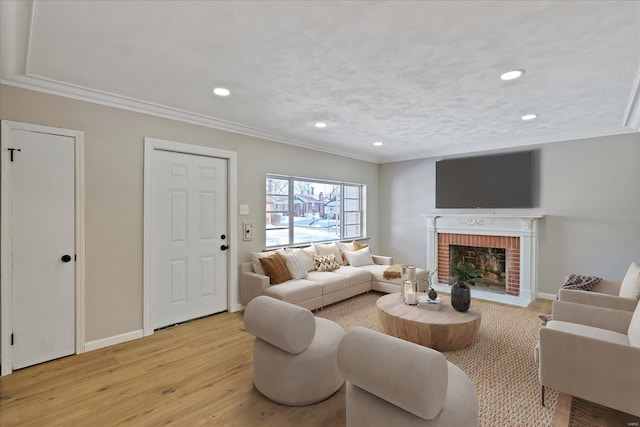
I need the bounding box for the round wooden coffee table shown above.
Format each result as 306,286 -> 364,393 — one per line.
376,293 -> 481,351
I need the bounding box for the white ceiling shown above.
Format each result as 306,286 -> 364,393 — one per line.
2,0 -> 639,163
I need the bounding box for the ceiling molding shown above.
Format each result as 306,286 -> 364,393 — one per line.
1,76 -> 381,164
623,66 -> 640,130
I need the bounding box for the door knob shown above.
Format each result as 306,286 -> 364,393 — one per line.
220,234 -> 226,240
61,254 -> 72,263
220,245 -> 229,251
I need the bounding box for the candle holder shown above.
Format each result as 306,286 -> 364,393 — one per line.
404,280 -> 417,305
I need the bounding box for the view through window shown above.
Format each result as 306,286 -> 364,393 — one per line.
266,175 -> 364,247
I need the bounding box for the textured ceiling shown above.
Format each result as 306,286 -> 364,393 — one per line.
1,1 -> 639,163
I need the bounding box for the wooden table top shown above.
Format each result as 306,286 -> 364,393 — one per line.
376,292 -> 481,326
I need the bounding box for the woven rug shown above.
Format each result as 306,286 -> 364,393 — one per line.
316,292 -> 558,427
552,393 -> 640,427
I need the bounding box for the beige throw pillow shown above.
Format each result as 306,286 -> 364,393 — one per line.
619,262 -> 640,300
251,249 -> 285,275
314,242 -> 343,265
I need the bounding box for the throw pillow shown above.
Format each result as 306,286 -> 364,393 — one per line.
336,241 -> 356,264
343,247 -> 374,267
285,245 -> 317,272
259,252 -> 292,285
251,249 -> 285,275
561,274 -> 602,291
619,262 -> 640,300
283,252 -> 308,280
314,254 -> 340,272
353,241 -> 369,251
314,242 -> 343,265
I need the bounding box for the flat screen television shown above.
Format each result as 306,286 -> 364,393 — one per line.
435,151 -> 534,209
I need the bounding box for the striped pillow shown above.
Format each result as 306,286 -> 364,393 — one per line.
283,252 -> 308,280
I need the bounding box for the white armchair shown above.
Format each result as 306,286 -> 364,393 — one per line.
536,299 -> 640,417
557,262 -> 640,312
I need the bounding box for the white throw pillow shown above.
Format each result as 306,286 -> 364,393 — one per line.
285,245 -> 318,272
283,252 -> 308,280
251,249 -> 284,275
619,262 -> 640,300
344,247 -> 374,267
314,242 -> 343,265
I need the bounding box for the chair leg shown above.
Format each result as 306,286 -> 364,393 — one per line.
541,385 -> 545,407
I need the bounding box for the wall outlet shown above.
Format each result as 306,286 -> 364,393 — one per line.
243,222 -> 253,241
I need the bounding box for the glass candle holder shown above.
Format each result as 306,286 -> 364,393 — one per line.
404,280 -> 417,305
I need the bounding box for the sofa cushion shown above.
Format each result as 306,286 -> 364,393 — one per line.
283,252 -> 308,280
263,279 -> 323,303
344,247 -> 374,267
307,271 -> 350,294
259,252 -> 292,285
314,254 -> 340,272
315,242 -> 344,265
332,265 -> 372,286
285,245 -> 317,272
619,262 -> 640,300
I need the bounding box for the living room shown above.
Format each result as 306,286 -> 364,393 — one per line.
1,1 -> 639,426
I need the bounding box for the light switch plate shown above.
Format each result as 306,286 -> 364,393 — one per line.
240,204 -> 249,215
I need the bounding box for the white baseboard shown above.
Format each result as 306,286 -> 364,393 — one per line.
537,292 -> 557,300
84,329 -> 144,352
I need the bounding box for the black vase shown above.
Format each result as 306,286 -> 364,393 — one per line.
428,287 -> 438,300
451,281 -> 471,312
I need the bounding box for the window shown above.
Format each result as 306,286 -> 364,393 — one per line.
266,175 -> 365,248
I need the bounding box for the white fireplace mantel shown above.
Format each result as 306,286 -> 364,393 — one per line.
425,214 -> 544,307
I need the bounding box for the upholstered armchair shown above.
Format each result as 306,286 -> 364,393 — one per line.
337,327 -> 478,426
557,262 -> 640,312
536,300 -> 640,417
243,295 -> 345,406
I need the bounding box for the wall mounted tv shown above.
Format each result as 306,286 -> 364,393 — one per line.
435,151 -> 534,209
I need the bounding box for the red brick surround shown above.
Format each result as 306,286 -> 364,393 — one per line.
437,233 -> 521,296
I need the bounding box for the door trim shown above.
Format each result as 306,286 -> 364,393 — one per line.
1,120 -> 85,376
143,137 -> 238,337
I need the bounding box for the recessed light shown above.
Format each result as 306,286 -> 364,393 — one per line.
521,114 -> 538,121
213,87 -> 230,96
373,141 -> 384,146
314,122 -> 328,128
500,69 -> 525,81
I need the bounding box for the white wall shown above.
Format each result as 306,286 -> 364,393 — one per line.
379,133 -> 640,295
0,84 -> 379,344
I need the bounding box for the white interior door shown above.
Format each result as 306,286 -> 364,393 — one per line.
9,129 -> 76,370
150,149 -> 228,329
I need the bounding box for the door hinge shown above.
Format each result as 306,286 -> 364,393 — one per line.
11,333 -> 14,346
8,148 -> 21,162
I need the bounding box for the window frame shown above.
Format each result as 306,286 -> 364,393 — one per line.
265,174 -> 365,248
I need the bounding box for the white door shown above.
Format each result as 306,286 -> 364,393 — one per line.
150,149 -> 228,329
9,129 -> 76,370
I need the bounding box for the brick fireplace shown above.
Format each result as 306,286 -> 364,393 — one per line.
437,233 -> 520,296
426,215 -> 542,306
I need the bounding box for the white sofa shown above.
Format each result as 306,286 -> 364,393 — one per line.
239,243 -> 427,311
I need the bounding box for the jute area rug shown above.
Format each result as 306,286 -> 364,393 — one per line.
316,292 -> 557,427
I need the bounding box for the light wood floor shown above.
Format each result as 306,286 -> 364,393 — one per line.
0,311 -> 345,427
0,297 -> 552,426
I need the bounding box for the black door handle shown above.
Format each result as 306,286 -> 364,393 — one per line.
61,255 -> 72,263
220,245 -> 229,251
